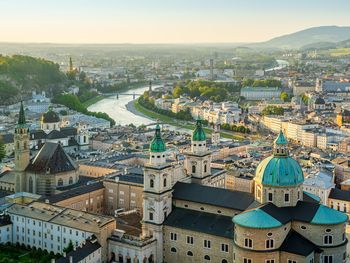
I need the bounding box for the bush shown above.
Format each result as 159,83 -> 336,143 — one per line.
52,94 -> 115,126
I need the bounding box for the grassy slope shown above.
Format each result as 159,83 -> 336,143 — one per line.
134,100 -> 244,140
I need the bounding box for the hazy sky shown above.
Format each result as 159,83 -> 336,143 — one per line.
1,0 -> 349,44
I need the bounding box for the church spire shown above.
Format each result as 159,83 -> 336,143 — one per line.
69,56 -> 74,72
18,101 -> 26,126
273,130 -> 288,156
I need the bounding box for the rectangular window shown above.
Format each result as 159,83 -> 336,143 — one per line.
244,258 -> 252,263
324,255 -> 333,263
149,212 -> 153,221
204,239 -> 211,249
288,260 -> 297,263
187,236 -> 194,244
284,193 -> 290,202
324,235 -> 333,245
268,192 -> 273,202
266,239 -> 274,249
221,243 -> 229,252
244,238 -> 253,248
170,232 -> 177,241
266,260 -> 275,263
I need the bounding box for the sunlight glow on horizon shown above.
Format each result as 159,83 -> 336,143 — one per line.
1,0 -> 349,44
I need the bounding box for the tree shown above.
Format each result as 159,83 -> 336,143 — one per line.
280,91 -> 289,102
301,93 -> 309,105
261,105 -> 284,116
173,86 -> 184,98
0,141 -> 5,162
63,240 -> 74,254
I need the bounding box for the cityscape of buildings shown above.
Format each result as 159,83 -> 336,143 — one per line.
1,3 -> 350,262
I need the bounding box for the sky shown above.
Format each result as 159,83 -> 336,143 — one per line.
0,0 -> 349,44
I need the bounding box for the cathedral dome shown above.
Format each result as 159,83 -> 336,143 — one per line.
42,107 -> 60,123
150,124 -> 166,153
192,119 -> 206,141
254,131 -> 304,187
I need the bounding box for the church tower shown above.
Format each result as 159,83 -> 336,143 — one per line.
142,125 -> 173,262
184,119 -> 212,183
254,130 -> 304,207
14,101 -> 30,192
211,122 -> 220,146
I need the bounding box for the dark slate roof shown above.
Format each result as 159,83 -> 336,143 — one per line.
46,130 -> 67,140
68,138 -> 79,146
42,182 -> 104,203
26,142 -> 77,174
30,130 -> 47,140
259,203 -> 292,224
42,110 -> 60,123
164,207 -> 233,238
0,133 -> 14,144
173,182 -> 254,211
280,231 -> 322,256
314,97 -> 325,104
56,176 -> 96,191
61,127 -> 77,137
56,237 -> 101,263
302,192 -> 321,204
329,188 -> 350,201
258,201 -> 321,224
119,173 -> 144,184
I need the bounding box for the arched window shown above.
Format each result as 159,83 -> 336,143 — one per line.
204,164 -> 207,173
204,255 -> 210,261
57,178 -> 63,186
69,177 -> 73,185
83,136 -> 86,143
192,165 -> 196,173
170,247 -> 176,253
222,260 -> 228,263
163,178 -> 167,187
150,179 -> 154,188
187,251 -> 193,257
28,177 -> 33,193
23,142 -> 27,150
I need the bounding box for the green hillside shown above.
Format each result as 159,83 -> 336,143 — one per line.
0,55 -> 67,103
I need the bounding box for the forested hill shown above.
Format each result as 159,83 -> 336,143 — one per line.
0,55 -> 67,104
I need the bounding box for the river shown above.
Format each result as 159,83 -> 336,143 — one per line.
265,59 -> 289,72
88,85 -> 153,126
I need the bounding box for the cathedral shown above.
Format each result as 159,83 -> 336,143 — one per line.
0,102 -> 79,195
110,127 -> 348,263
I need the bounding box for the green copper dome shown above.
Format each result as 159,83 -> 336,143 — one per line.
233,208 -> 283,229
150,124 -> 166,152
255,131 -> 304,187
192,119 -> 206,141
255,156 -> 304,186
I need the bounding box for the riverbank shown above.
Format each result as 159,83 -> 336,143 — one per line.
132,99 -> 244,140
82,95 -> 106,107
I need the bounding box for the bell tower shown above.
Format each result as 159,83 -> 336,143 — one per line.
14,101 -> 30,192
184,119 -> 212,183
142,125 -> 173,262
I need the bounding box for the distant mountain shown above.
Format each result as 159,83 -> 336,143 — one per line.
300,38 -> 350,51
251,26 -> 350,49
